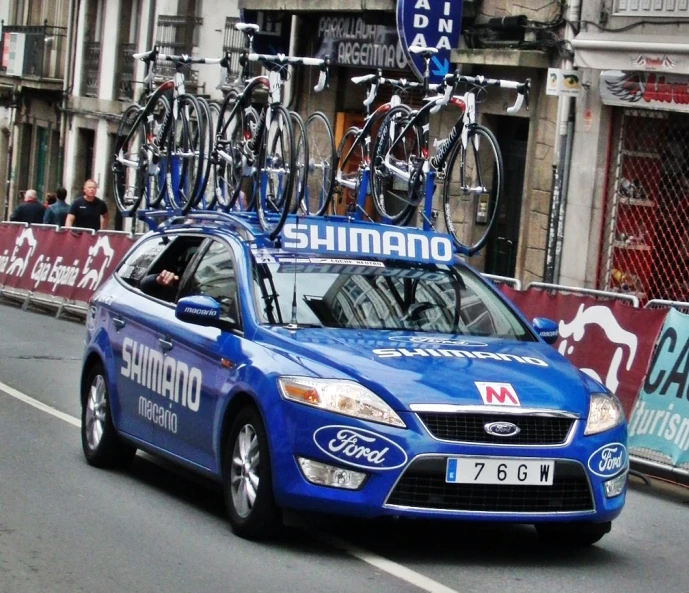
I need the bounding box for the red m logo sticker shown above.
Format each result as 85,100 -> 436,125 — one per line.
475,382 -> 520,406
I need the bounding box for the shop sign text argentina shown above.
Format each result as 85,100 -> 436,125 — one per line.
316,15 -> 408,70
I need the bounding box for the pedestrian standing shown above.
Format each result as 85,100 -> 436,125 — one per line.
10,189 -> 46,224
65,179 -> 109,231
44,187 -> 71,226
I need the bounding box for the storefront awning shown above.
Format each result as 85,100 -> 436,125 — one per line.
573,33 -> 689,74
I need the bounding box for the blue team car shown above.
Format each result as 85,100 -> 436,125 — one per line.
80,214 -> 628,544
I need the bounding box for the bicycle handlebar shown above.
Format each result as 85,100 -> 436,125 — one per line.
246,53 -> 330,92
431,71 -> 531,114
351,71 -> 423,108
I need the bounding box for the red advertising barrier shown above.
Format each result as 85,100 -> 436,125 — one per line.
500,286 -> 668,417
0,223 -> 136,304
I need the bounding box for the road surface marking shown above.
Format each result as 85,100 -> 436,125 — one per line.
0,380 -> 461,593
0,380 -> 80,427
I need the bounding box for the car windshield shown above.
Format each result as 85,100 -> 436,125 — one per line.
251,254 -> 534,340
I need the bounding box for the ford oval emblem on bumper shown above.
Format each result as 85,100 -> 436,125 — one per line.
484,421 -> 521,437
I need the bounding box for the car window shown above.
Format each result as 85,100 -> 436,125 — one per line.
252,255 -> 532,340
117,237 -> 168,286
147,236 -> 205,281
179,240 -> 240,324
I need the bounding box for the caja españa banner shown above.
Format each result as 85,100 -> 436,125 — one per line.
628,308 -> 689,469
0,223 -> 136,303
500,286 -> 667,417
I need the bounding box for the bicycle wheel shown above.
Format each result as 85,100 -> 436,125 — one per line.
145,94 -> 172,209
113,104 -> 144,215
213,92 -> 259,212
442,124 -> 503,255
166,94 -> 207,211
113,96 -> 170,213
203,100 -> 222,209
301,111 -> 336,216
256,104 -> 295,239
371,105 -> 421,224
289,111 -> 307,213
334,127 -> 364,217
187,96 -> 214,211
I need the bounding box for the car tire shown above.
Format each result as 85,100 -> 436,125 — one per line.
535,521 -> 611,547
223,406 -> 280,540
81,363 -> 136,468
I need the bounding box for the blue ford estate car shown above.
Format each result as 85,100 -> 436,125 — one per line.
80,214 -> 628,544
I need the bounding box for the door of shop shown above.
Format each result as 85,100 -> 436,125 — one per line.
485,115 -> 528,277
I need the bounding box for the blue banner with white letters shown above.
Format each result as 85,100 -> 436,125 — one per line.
396,0 -> 463,83
628,308 -> 689,468
281,218 -> 455,265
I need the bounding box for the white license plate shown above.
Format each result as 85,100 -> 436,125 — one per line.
446,458 -> 555,486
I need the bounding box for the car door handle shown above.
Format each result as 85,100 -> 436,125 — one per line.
158,337 -> 173,352
113,317 -> 126,330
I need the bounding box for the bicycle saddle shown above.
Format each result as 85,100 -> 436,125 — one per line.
409,46 -> 439,57
236,23 -> 260,33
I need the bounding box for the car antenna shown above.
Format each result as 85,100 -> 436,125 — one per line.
288,216 -> 300,328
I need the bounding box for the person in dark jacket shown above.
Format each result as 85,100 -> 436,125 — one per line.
43,187 -> 70,226
10,189 -> 46,224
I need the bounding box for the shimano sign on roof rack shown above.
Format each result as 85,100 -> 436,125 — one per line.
135,209 -> 457,265
279,217 -> 454,265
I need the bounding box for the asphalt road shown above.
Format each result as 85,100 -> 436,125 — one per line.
1,302 -> 689,593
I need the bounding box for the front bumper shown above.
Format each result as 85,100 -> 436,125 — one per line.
266,403 -> 627,524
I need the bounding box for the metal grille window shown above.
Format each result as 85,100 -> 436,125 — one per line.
599,109 -> 689,302
83,41 -> 100,97
155,15 -> 202,85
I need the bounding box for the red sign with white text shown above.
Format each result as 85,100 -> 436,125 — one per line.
0,223 -> 135,303
500,286 -> 667,417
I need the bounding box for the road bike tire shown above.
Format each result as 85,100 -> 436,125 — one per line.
289,111 -> 308,213
334,127 -> 365,217
301,111 -> 336,216
166,93 -> 207,212
212,91 -> 259,212
203,100 -> 223,209
185,96 -> 214,212
256,103 -> 295,240
113,104 -> 145,215
370,105 -> 421,224
442,124 -> 503,255
113,96 -> 170,213
145,94 -> 172,210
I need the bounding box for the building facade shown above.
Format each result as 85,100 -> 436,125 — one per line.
561,0 -> 689,302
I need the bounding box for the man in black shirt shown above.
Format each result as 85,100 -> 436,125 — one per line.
10,189 -> 46,223
65,179 -> 109,231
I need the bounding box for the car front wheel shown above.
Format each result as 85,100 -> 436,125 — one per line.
81,363 -> 136,468
223,405 -> 280,539
535,521 -> 611,547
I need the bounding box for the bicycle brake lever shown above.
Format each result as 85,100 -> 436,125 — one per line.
507,79 -> 531,113
314,69 -> 327,92
506,92 -> 524,114
313,58 -> 330,92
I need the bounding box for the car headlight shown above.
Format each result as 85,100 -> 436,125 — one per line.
584,393 -> 625,435
277,376 -> 406,428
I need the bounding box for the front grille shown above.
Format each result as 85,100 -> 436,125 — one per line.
417,412 -> 575,445
387,459 -> 594,513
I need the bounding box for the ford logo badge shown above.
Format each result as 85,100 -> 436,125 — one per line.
484,421 -> 521,437
587,442 -> 628,478
313,425 -> 408,471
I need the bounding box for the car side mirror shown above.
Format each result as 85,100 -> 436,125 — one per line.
532,317 -> 559,345
176,295 -> 221,327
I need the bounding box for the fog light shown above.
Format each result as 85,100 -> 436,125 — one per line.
604,471 -> 628,498
297,457 -> 367,490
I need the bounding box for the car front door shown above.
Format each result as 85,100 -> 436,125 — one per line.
109,236 -> 170,444
150,238 -> 244,472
